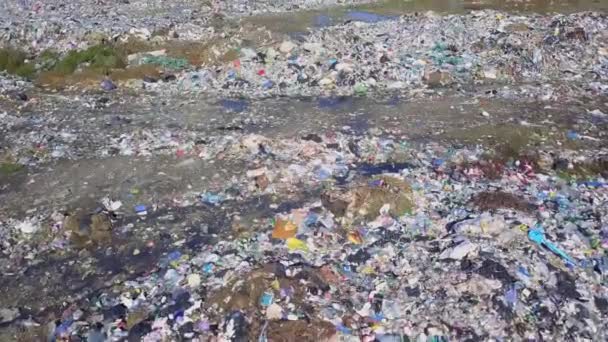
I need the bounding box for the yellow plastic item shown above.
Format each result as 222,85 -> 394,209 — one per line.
347,231 -> 363,244
517,224 -> 529,232
286,237 -> 309,252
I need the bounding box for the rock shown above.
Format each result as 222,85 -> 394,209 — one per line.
0,307 -> 19,324
279,41 -> 297,54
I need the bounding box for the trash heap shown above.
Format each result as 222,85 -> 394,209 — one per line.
2,9 -> 608,101
1,129 -> 607,341
101,10 -> 608,100
1,1 -> 608,341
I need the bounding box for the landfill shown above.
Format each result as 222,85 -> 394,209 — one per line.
1,0 -> 608,341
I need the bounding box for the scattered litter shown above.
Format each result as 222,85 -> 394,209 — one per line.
1,2 -> 608,341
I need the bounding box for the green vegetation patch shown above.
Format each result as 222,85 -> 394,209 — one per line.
53,44 -> 126,75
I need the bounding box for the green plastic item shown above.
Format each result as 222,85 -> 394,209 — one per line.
432,42 -> 448,52
354,82 -> 368,95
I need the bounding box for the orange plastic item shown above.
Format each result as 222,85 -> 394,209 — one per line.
272,219 -> 297,239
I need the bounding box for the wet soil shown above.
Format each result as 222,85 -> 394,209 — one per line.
1,90 -> 605,323
469,191 -> 537,213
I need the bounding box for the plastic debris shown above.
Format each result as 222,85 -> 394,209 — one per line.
134,204 -> 147,216
286,237 -> 309,252
100,79 -> 117,91
528,226 -> 577,266
201,192 -> 224,205
272,218 -> 297,239
1,1 -> 608,341
259,291 -> 274,307
15,219 -> 39,234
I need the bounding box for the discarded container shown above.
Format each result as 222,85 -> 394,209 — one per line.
528,226 -> 576,266
134,204 -> 147,216
259,291 -> 274,307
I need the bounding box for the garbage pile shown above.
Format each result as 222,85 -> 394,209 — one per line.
0,0 -> 369,54
1,1 -> 608,341
220,0 -> 375,15
1,128 -> 607,341
158,10 -> 608,99
2,8 -> 608,100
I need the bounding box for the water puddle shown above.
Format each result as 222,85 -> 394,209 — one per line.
355,162 -> 415,176
317,96 -> 355,110
344,10 -> 395,23
220,98 -> 250,113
